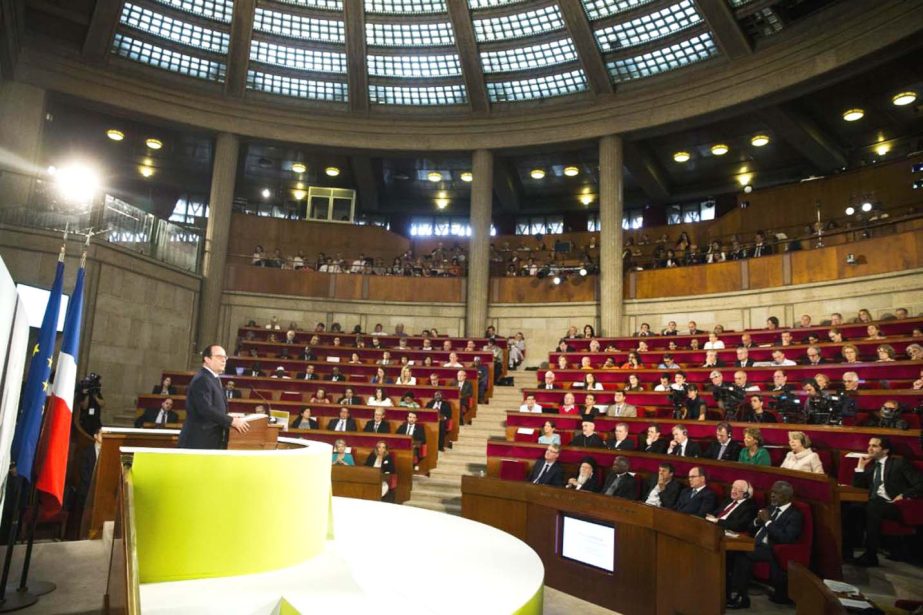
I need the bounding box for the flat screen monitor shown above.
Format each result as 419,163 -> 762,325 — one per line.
15,284 -> 69,332
560,514 -> 615,573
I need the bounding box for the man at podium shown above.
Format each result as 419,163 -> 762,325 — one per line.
178,345 -> 250,449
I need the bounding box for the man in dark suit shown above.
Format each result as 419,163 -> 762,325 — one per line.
455,370 -> 474,424
600,456 -> 636,499
427,391 -> 453,451
396,411 -> 427,470
527,444 -> 565,487
329,367 -> 346,382
851,436 -> 923,566
337,388 -> 361,405
706,479 -> 757,533
703,422 -> 742,461
135,397 -> 179,427
178,345 -> 249,449
571,421 -> 605,448
800,345 -> 827,366
363,407 -> 391,433
734,347 -> 752,368
642,424 -> 669,454
727,481 -> 803,609
297,365 -> 317,380
539,371 -> 556,390
642,463 -> 681,509
607,423 -> 635,451
224,380 -> 242,400
327,407 -> 357,432
667,425 -> 701,457
675,467 -> 717,517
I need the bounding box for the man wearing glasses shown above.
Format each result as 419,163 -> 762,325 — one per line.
178,345 -> 250,449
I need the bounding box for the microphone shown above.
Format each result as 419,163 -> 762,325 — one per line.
248,387 -> 278,423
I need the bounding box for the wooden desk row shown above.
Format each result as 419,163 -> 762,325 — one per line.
238,326 -> 509,351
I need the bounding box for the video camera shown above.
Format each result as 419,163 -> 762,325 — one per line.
712,384 -> 746,420
78,372 -> 102,395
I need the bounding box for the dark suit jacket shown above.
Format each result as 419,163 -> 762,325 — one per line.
326,417 -> 358,432
224,389 -> 242,400
364,420 -> 392,434
456,380 -> 474,409
528,460 -> 565,487
800,358 -> 827,366
643,478 -> 682,509
135,407 -> 179,428
291,416 -> 318,430
643,439 -> 669,455
735,360 -> 753,368
297,372 -> 317,380
601,472 -> 637,499
675,487 -> 718,517
151,385 -> 176,395
753,504 -> 803,545
364,452 -> 395,475
670,440 -> 701,457
566,474 -> 600,492
338,395 -> 361,405
178,368 -> 232,449
704,439 -> 742,461
571,433 -> 605,448
608,437 -> 635,451
853,456 -> 923,499
330,374 -> 346,382
396,422 -> 426,443
426,399 -> 452,421
713,498 -> 758,533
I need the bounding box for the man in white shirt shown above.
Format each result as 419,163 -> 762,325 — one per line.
756,349 -> 796,367
519,394 -> 543,413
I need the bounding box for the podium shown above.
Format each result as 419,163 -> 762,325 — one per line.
227,414 -> 280,450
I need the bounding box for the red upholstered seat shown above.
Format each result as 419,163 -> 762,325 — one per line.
500,459 -> 527,481
752,500 -> 813,583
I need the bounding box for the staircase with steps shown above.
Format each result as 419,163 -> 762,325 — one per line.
404,371 -> 531,515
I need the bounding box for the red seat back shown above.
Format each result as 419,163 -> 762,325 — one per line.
500,459 -> 527,481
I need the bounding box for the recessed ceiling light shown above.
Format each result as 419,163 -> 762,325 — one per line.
579,194 -> 593,205
874,143 -> 890,156
325,166 -> 340,177
145,138 -> 162,150
427,171 -> 442,182
711,144 -> 729,156
435,197 -> 449,209
106,129 -> 124,141
291,162 -> 307,174
892,91 -> 917,106
673,151 -> 691,163
845,206 -> 855,216
842,108 -> 864,122
861,201 -> 873,212
261,188 -> 271,199
460,172 -> 473,182
139,165 -> 154,178
563,166 -> 579,177
292,189 -> 307,201
530,169 -> 545,179
751,135 -> 770,147
736,173 -> 753,187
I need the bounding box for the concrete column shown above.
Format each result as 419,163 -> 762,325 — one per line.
598,134 -> 624,336
465,148 -> 493,337
196,132 -> 239,352
0,82 -> 46,209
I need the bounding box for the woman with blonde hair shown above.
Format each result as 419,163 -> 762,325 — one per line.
780,431 -> 824,473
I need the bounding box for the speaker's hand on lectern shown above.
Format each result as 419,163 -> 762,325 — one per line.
231,417 -> 251,433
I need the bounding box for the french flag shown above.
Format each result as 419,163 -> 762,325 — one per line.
35,260 -> 85,507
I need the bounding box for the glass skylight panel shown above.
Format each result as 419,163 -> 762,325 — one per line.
480,38 -> 577,73
149,0 -> 232,23
368,54 -> 461,78
112,33 -> 226,80
120,3 -> 229,54
254,8 -> 345,43
247,70 -> 348,101
365,0 -> 447,15
473,5 -> 564,42
594,0 -> 701,51
606,32 -> 716,81
366,22 -> 455,47
581,0 -> 656,21
486,69 -> 586,102
250,40 -> 347,73
468,0 -> 526,9
275,0 -> 343,11
369,84 -> 467,105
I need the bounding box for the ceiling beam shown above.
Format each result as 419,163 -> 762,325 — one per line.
557,0 -> 613,96
693,0 -> 751,59
492,158 -> 521,212
82,0 -> 123,62
446,0 -> 489,114
225,0 -> 255,97
759,105 -> 848,173
350,155 -> 380,211
622,140 -> 671,203
343,0 -> 368,113
0,0 -> 25,80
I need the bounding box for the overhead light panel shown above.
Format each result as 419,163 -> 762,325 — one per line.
751,135 -> 770,147
460,172 -> 473,182
530,169 -> 545,179
711,144 -> 729,156
892,91 -> 917,106
325,166 -> 340,177
563,166 -> 579,177
874,143 -> 890,156
845,206 -> 855,216
292,162 -> 307,174
145,138 -> 163,150
673,151 -> 691,163
106,129 -> 125,142
842,108 -> 864,122
427,171 -> 442,182
861,201 -> 873,212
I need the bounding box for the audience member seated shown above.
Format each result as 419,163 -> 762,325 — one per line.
519,394 -> 543,413
331,439 -> 355,466
675,466 -> 717,517
850,436 -> 923,567
642,462 -> 681,509
399,392 -> 420,408
875,344 -> 896,362
363,408 -> 391,433
571,420 -> 605,448
364,440 -> 395,501
297,364 -> 317,380
291,407 -> 318,430
607,423 -> 635,451
396,410 -> 426,471
540,370 -> 556,390
625,374 -> 644,391
601,456 -> 637,499
528,444 -> 565,487
727,481 -> 802,609
658,354 -> 680,370
134,397 -> 178,427
327,407 -> 357,432
705,479 -> 757,532
538,420 -> 561,446
642,423 -> 669,454
667,424 -> 701,457
734,371 -> 760,392
455,370 -> 474,425
565,456 -> 600,492
743,395 -> 776,424
329,366 -> 345,382
152,376 -> 176,396
865,400 -> 911,430
678,384 -> 706,421
780,431 -> 824,474
559,392 -> 579,415
368,388 -> 393,407
906,343 -> 923,360
426,392 -> 452,451
738,427 -> 770,466
337,388 -> 361,405
841,344 -> 861,364
310,389 -> 329,404
223,380 -> 241,400
606,390 -> 637,418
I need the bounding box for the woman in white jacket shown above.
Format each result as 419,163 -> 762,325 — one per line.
780,431 -> 824,474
